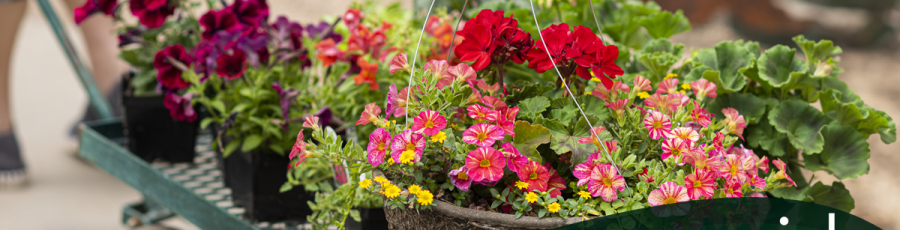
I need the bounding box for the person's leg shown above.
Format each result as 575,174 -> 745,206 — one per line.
63,0 -> 126,96
0,0 -> 28,188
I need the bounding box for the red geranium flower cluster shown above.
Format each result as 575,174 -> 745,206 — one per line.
424,15 -> 463,62
454,9 -> 534,71
526,23 -> 623,89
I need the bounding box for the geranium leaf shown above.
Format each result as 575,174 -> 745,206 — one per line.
692,41 -> 754,94
857,108 -> 896,144
819,89 -> 865,127
547,116 -> 598,159
747,119 -> 791,157
807,181 -> 855,212
576,95 -> 610,122
793,35 -> 842,68
519,96 -> 551,121
512,121 -> 551,163
768,99 -> 830,154
756,45 -> 808,89
704,93 -> 768,124
769,186 -> 810,201
550,105 -> 579,127
638,10 -> 691,39
803,122 -> 870,180
637,39 -> 684,81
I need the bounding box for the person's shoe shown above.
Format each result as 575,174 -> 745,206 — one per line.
0,131 -> 27,189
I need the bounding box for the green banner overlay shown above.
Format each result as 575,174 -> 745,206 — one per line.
556,198 -> 879,230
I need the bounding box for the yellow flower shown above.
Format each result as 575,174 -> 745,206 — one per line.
430,131 -> 447,143
547,202 -> 561,213
383,184 -> 401,199
589,77 -> 602,82
681,83 -> 691,90
399,150 -> 415,164
515,181 -> 529,190
417,190 -> 434,206
359,179 -> 373,189
637,92 -> 650,99
665,73 -> 678,79
408,184 -> 422,195
679,90 -> 686,94
525,192 -> 538,204
578,191 -> 591,199
583,91 -> 592,96
374,176 -> 389,184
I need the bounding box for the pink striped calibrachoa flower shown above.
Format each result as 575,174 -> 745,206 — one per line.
462,123 -> 505,147
501,143 -> 528,173
684,169 -> 716,200
411,110 -> 446,135
643,110 -> 671,140
648,181 -> 689,206
467,104 -> 500,121
517,160 -> 549,192
390,130 -> 425,164
449,166 -> 473,191
464,147 -> 506,182
366,128 -> 391,167
588,164 -> 626,202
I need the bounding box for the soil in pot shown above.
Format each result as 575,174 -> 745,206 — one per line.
223,149 -> 314,222
345,207 -> 389,230
121,79 -> 198,163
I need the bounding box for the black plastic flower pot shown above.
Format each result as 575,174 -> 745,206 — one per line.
223,149 -> 314,222
121,94 -> 198,163
345,207 -> 389,230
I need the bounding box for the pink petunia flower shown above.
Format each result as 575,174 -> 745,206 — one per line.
665,127 -> 700,143
289,131 -> 307,166
497,107 -> 518,137
424,59 -> 450,83
718,154 -> 747,183
690,78 -> 717,100
449,166 -> 473,191
465,147 -> 506,182
747,173 -> 766,189
303,116 -> 320,130
656,78 -> 679,95
644,93 -> 680,114
411,110 -> 447,135
356,103 -> 382,126
517,160 -> 549,192
366,128 -> 391,167
661,138 -> 691,164
606,99 -> 629,118
389,53 -> 410,74
390,130 -> 426,164
685,147 -> 722,175
644,110 -> 672,140
467,104 -> 500,121
588,164 -> 626,202
684,169 -> 716,200
632,75 -> 652,93
648,181 -> 690,206
385,84 -> 412,118
574,151 -> 603,186
757,156 -> 770,173
462,123 -> 505,147
722,108 -> 747,140
690,101 -> 713,128
501,143 -> 528,173
591,81 -> 629,101
723,179 -> 743,198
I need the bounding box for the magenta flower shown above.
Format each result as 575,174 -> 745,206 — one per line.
501,143 -> 528,173
462,123 -> 505,147
685,148 -> 722,175
129,0 -> 175,28
747,173 -> 766,189
684,169 -> 716,200
574,151 -> 602,186
302,116 -> 319,129
465,147 -> 506,182
449,167 -> 473,191
723,179 -> 743,198
665,127 -> 700,143
545,163 -> 567,198
690,101 -> 713,128
366,128 -> 391,167
722,108 -> 747,140
517,160 -> 549,192
690,78 -> 717,100
389,53 -> 409,74
199,9 -> 240,41
718,154 -> 747,183
467,104 -> 500,121
412,110 -> 447,135
153,44 -> 193,89
215,49 -> 247,79
385,84 -> 411,118
272,82 -> 299,125
589,164 -> 626,202
356,103 -> 382,126
497,107 -> 518,136
289,131 -> 307,166
74,0 -> 116,24
229,0 -> 269,28
644,110 -> 672,140
648,181 -> 690,206
656,78 -> 679,94
749,193 -> 766,198
163,93 -> 196,122
390,130 -> 425,164
632,75 -> 652,92
661,138 -> 691,164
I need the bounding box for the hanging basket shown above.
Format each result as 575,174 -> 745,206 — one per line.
383,199 -> 582,230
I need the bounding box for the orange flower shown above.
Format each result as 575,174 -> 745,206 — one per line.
353,58 -> 379,90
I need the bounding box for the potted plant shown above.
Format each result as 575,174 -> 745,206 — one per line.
310,0 -> 894,228
77,0 -> 205,162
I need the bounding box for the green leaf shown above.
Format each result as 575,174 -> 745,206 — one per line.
548,116 -> 599,160
577,95 -> 611,121
211,100 -> 226,114
769,186 -> 810,201
803,122 -> 870,180
819,89 -> 865,128
747,120 -> 791,157
704,93 -> 768,124
200,117 -> 215,129
223,140 -> 241,158
807,181 -> 855,212
279,183 -> 293,193
857,108 -> 896,144
637,39 -> 684,80
793,35 -> 842,66
692,41 -> 754,94
519,96 -> 551,120
512,121 -> 552,162
550,105 -> 579,127
638,10 -> 691,39
241,134 -> 263,152
755,45 -> 809,89
768,99 -> 830,154
232,102 -> 253,113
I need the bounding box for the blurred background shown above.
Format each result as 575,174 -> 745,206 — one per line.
0,0 -> 897,229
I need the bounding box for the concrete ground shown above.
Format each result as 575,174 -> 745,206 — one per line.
0,0 -> 897,229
